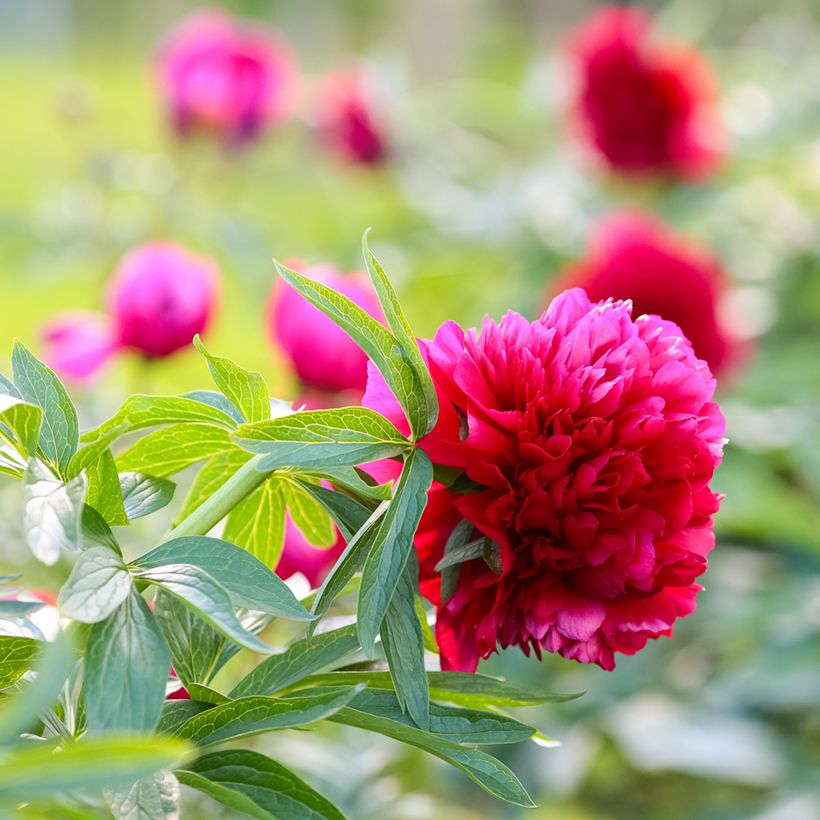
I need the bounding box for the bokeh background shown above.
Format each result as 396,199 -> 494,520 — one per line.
1,0 -> 820,817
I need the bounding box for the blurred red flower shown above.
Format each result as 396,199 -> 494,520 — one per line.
275,516 -> 346,589
268,261 -> 385,396
566,5 -> 724,179
155,11 -> 297,148
365,289 -> 725,671
314,70 -> 389,165
552,212 -> 741,376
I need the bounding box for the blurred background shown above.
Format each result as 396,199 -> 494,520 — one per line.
1,0 -> 819,817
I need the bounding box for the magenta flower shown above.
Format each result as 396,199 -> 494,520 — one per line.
365,289 -> 725,671
314,70 -> 389,165
275,517 -> 346,589
268,261 -> 385,396
155,11 -> 297,148
43,243 -> 219,381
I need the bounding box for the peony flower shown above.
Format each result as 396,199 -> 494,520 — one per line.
155,11 -> 297,148
566,5 -> 724,180
268,261 -> 386,396
275,516 -> 346,589
364,289 -> 725,671
42,243 -> 219,381
552,213 -> 740,376
314,70 -> 389,165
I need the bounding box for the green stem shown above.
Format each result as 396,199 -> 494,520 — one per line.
162,454 -> 272,542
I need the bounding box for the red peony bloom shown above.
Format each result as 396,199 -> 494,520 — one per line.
566,5 -> 724,179
268,261 -> 386,396
155,11 -> 297,148
364,289 -> 725,671
314,70 -> 389,165
552,212 -> 740,376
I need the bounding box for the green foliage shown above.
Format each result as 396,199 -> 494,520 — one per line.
222,477 -> 287,567
0,635 -> 39,688
120,472 -> 176,520
58,546 -> 132,623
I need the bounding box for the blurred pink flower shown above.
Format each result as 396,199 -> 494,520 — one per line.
275,516 -> 346,589
268,261 -> 385,395
314,70 -> 389,165
156,10 -> 297,148
42,242 -> 219,382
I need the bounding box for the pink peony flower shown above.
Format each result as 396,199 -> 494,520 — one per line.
364,289 -> 725,671
314,70 -> 389,165
42,243 -> 219,381
566,5 -> 724,180
156,11 -> 297,148
552,212 -> 741,377
268,261 -> 386,396
275,516 -> 346,589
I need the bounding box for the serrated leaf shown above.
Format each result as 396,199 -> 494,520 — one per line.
230,625 -> 359,699
358,449 -> 432,656
85,590 -> 170,733
194,337 -> 270,424
282,479 -> 335,547
117,424 -> 235,478
120,472 -> 176,520
0,636 -> 39,689
178,448 -> 251,519
105,770 -> 180,820
178,750 -> 344,820
233,406 -> 409,471
380,552 -> 429,729
137,565 -> 273,654
362,231 -> 438,436
275,259 -> 428,439
173,686 -> 364,746
12,339 -> 78,474
0,395 -> 42,459
135,537 -> 311,622
0,736 -> 192,800
223,479 -> 286,568
23,460 -> 87,565
58,546 -> 132,623
327,704 -> 535,806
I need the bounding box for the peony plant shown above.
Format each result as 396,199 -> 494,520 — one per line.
0,232 -> 724,817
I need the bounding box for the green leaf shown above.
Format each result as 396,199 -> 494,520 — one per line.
58,546 -> 132,623
439,518 -> 474,603
117,424 -> 235,478
153,591 -> 224,688
157,700 -> 212,735
0,630 -> 75,743
185,683 -> 230,705
178,448 -> 251,519
23,460 -> 87,565
275,259 -> 427,439
305,465 -> 392,501
327,705 -> 535,806
194,336 -> 270,424
283,479 -> 335,547
183,389 -> 244,425
81,504 -> 122,553
233,407 -> 409,471
296,670 -> 581,709
105,770 -> 179,820
135,537 -> 311,622
0,599 -> 44,618
230,625 -> 359,699
174,686 -> 364,746
358,449 -> 433,656
136,565 -> 273,654
0,395 -> 42,459
0,371 -> 22,399
295,480 -> 373,540
12,339 -> 79,474
178,750 -> 344,820
81,447 -> 128,526
0,636 -> 38,689
85,589 -> 170,733
362,230 -> 438,436
416,596 -> 438,654
223,479 -> 286,568
304,686 -> 535,745
120,472 -> 176,520
310,502 -> 387,626
380,552 -> 429,729
0,736 -> 192,800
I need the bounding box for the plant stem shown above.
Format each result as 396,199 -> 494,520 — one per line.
162,454 -> 271,542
